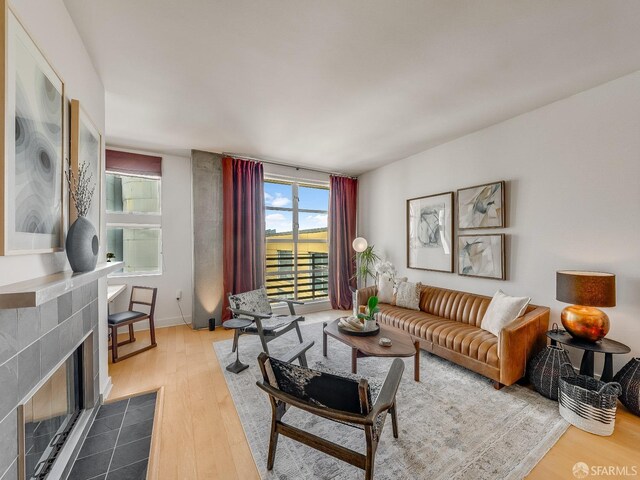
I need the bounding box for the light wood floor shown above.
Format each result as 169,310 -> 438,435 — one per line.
108,312 -> 640,480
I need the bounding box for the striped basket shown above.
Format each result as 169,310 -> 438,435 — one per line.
558,363 -> 622,436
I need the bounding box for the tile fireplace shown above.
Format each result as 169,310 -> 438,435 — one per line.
0,280 -> 102,480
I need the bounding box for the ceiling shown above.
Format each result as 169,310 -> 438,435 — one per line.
64,0 -> 640,175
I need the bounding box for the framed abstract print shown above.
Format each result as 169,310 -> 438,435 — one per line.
457,181 -> 505,230
1,4 -> 65,255
70,99 -> 102,230
458,234 -> 505,280
406,191 -> 453,272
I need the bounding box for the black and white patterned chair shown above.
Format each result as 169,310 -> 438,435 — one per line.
256,353 -> 404,480
227,287 -> 313,365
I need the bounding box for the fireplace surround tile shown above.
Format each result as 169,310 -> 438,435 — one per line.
0,459 -> 17,480
0,410 -> 17,476
0,358 -> 18,420
57,292 -> 73,324
40,298 -> 58,335
17,341 -> 41,399
17,307 -> 39,351
0,309 -> 18,365
40,327 -> 60,377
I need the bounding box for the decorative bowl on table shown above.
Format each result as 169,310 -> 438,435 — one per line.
337,316 -> 380,337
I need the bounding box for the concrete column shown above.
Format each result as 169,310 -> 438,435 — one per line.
191,150 -> 223,329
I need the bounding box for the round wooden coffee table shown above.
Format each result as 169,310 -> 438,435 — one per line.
323,318 -> 420,381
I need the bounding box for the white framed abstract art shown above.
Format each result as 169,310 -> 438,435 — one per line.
1,3 -> 65,255
458,234 -> 505,280
70,99 -> 102,230
406,191 -> 453,273
457,181 -> 505,230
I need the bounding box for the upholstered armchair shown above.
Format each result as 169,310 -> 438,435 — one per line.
256,353 -> 404,480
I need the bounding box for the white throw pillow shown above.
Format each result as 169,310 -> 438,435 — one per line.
481,290 -> 531,337
377,275 -> 395,304
395,281 -> 422,311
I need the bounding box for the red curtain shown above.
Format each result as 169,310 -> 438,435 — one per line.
222,156 -> 266,321
328,175 -> 358,310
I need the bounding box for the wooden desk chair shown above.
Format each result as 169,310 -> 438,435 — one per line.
108,286 -> 158,363
256,353 -> 404,480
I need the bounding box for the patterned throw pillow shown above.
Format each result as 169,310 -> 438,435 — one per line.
228,287 -> 272,315
395,281 -> 422,310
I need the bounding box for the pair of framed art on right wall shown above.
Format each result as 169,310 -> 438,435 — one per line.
406,181 -> 506,279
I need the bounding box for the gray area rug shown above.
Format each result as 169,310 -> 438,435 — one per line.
214,322 -> 568,480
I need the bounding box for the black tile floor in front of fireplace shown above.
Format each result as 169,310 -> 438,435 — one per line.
67,391 -> 157,480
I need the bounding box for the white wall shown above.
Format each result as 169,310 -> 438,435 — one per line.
1,0 -> 105,286
358,71 -> 640,372
1,0 -> 112,395
107,151 -> 194,329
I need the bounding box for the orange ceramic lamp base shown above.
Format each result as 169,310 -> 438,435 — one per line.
560,305 -> 609,342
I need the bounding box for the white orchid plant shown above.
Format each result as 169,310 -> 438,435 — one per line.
375,260 -> 397,279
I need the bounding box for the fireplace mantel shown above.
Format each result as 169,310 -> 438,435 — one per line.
0,262 -> 123,308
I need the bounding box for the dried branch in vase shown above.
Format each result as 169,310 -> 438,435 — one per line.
66,158 -> 96,218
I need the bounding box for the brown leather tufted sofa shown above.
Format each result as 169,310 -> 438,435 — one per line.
357,284 -> 550,388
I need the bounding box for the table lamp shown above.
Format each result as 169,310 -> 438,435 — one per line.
556,270 -> 616,342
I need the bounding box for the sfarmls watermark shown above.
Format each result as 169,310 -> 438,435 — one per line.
573,462 -> 638,478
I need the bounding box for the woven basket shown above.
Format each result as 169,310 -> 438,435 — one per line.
528,345 -> 572,400
558,363 -> 622,436
613,357 -> 640,417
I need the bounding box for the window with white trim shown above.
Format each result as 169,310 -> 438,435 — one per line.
105,150 -> 163,276
264,178 -> 329,301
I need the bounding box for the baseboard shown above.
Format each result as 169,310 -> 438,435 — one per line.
131,315 -> 193,331
101,376 -> 113,402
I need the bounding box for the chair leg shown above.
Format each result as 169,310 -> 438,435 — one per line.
231,330 -> 239,353
364,428 -> 376,480
259,334 -> 270,355
390,402 -> 399,438
110,325 -> 118,363
128,324 -> 135,343
266,417 -> 279,470
294,321 -> 303,343
149,316 -> 157,347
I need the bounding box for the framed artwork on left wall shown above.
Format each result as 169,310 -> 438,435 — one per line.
70,99 -> 102,231
1,2 -> 65,255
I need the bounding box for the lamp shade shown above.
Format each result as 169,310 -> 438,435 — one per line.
556,271 -> 616,307
352,237 -> 368,253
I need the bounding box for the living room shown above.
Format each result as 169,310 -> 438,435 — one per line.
0,1 -> 639,479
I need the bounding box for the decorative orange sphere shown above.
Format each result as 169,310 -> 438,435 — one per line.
561,305 -> 609,342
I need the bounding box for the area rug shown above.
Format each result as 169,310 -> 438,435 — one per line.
214,322 -> 568,480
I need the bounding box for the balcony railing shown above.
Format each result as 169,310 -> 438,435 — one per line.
265,252 -> 328,301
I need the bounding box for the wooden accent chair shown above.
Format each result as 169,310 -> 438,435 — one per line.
108,286 -> 158,363
227,287 -> 313,365
256,353 -> 404,480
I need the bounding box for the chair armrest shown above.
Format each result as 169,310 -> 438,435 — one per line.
269,298 -> 304,314
256,380 -> 372,425
356,286 -> 378,307
269,298 -> 304,305
499,305 -> 550,385
227,307 -> 270,320
368,358 -> 404,419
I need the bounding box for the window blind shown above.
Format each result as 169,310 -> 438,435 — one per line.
106,149 -> 162,177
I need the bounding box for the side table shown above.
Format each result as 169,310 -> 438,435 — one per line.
546,330 -> 630,382
225,318 -> 253,373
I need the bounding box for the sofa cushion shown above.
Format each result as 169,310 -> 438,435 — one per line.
420,286 -> 491,327
480,290 -> 530,337
395,281 -> 422,310
377,304 -> 438,337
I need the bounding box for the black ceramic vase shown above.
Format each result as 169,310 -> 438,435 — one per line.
613,357 -> 640,417
66,216 -> 99,272
528,345 -> 572,400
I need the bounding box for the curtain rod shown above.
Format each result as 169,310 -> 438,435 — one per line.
221,152 -> 357,179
